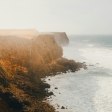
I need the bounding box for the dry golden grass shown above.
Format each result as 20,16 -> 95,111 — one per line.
0,34 -> 84,112
0,35 -> 59,112
0,35 -> 63,79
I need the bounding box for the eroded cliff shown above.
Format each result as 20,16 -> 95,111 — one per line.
0,33 -> 84,112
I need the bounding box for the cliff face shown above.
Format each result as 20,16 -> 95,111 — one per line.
0,35 -> 62,112
31,34 -> 62,64
0,34 -> 63,75
0,30 -> 69,46
0,33 -> 84,112
52,32 -> 69,46
38,32 -> 69,46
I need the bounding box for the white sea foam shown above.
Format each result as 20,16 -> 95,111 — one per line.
45,37 -> 112,112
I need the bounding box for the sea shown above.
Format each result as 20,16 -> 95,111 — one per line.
45,35 -> 112,112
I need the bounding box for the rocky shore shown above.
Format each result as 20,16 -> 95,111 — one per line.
0,32 -> 85,112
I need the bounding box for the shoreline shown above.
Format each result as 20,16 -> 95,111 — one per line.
44,67 -> 87,112
0,57 -> 86,112
0,33 -> 86,112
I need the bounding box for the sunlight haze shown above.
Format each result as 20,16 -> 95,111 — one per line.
0,0 -> 112,35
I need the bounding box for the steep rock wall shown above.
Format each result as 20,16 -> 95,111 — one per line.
52,32 -> 69,46
38,32 -> 69,46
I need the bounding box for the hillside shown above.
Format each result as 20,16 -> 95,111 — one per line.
0,34 -> 84,112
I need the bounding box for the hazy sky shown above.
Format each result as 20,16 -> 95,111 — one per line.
0,0 -> 112,35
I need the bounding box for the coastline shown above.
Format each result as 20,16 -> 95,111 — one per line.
0,33 -> 86,112
0,57 -> 85,112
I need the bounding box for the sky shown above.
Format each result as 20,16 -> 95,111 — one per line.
0,0 -> 112,35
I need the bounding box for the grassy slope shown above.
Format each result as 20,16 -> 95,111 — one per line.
0,35 -> 84,112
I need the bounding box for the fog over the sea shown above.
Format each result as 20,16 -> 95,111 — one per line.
0,0 -> 112,35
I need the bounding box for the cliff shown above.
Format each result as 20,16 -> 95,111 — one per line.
52,32 -> 69,46
0,33 -> 84,112
38,32 -> 69,46
0,30 -> 69,46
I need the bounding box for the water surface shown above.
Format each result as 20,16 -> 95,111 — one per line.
46,36 -> 112,112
